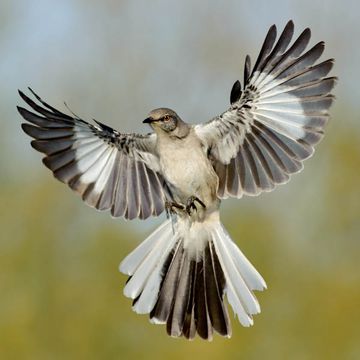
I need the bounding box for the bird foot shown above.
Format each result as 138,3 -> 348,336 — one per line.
165,200 -> 185,218
186,196 -> 206,215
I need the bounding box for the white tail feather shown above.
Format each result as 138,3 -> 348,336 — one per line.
218,225 -> 267,291
212,228 -> 257,326
133,233 -> 180,314
121,221 -> 174,299
119,220 -> 172,275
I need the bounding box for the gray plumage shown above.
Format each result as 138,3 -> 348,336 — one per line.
18,20 -> 336,340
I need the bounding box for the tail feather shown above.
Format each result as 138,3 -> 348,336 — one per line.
166,248 -> 192,337
119,218 -> 266,340
219,225 -> 267,291
131,237 -> 176,314
120,220 -> 176,311
182,259 -> 197,339
150,239 -> 183,322
206,242 -> 231,337
120,220 -> 172,275
194,249 -> 213,340
213,227 -> 260,324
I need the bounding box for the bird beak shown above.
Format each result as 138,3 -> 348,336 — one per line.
143,117 -> 154,124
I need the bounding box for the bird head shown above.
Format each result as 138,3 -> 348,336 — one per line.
143,108 -> 179,133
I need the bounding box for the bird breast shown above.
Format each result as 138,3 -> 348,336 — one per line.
157,132 -> 218,204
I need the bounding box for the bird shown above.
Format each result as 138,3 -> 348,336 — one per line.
18,20 -> 336,340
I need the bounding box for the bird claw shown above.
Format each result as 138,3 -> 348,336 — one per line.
165,200 -> 185,218
165,197 -> 206,218
186,196 -> 206,215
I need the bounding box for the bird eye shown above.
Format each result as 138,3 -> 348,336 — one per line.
163,115 -> 170,121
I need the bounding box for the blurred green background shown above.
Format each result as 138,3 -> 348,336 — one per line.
1,0 -> 359,359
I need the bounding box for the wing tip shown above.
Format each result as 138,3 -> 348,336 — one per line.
18,89 -> 28,102
269,23 -> 277,33
230,80 -> 242,105
17,105 -> 27,117
21,122 -> 36,137
302,27 -> 312,41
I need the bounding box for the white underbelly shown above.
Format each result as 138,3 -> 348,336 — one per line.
159,145 -> 217,203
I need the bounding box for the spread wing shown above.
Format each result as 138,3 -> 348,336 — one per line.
18,89 -> 172,219
195,20 -> 336,198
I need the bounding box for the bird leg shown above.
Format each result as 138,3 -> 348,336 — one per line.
165,200 -> 186,234
185,196 -> 206,215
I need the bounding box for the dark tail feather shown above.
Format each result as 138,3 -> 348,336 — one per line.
206,242 -> 231,337
166,248 -> 192,337
150,239 -> 231,340
194,251 -> 213,339
149,240 -> 183,323
182,259 -> 197,339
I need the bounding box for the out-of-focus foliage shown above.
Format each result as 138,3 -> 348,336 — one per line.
1,0 -> 359,359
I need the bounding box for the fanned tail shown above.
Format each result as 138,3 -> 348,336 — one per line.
119,218 -> 266,340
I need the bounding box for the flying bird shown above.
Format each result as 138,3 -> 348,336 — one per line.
18,20 -> 336,340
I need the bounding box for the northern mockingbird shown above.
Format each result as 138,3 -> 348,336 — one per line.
18,20 -> 336,340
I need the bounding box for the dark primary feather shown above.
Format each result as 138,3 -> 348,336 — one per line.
230,80 -> 242,104
251,24 -> 277,77
260,20 -> 295,76
195,20 -> 336,199
243,55 -> 251,85
18,89 -> 172,220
